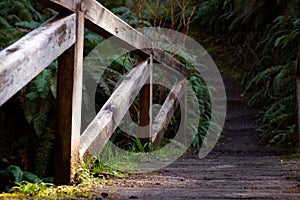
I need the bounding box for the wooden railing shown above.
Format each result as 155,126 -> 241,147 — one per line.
0,0 -> 189,184
297,44 -> 300,145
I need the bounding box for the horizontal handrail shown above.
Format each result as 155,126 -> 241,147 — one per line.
35,0 -> 190,78
0,0 -> 191,183
0,14 -> 76,106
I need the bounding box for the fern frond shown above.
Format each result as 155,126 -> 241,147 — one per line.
269,113 -> 293,127
34,99 -> 52,136
111,6 -> 130,14
15,21 -> 40,30
273,63 -> 294,95
243,65 -> 282,95
98,78 -> 111,96
0,16 -> 12,29
32,68 -> 52,99
35,128 -> 55,177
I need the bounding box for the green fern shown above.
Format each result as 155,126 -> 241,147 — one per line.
0,16 -> 12,29
111,6 -> 151,27
273,62 -> 294,95
242,65 -> 282,96
35,129 -> 55,177
15,21 -> 40,30
30,68 -> 53,99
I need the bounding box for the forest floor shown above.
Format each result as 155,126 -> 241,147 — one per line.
93,74 -> 300,199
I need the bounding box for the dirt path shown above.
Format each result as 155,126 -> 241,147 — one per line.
95,75 -> 300,199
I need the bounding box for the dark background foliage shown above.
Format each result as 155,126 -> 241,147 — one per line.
0,0 -> 299,192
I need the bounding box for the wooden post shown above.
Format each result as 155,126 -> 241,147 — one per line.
180,80 -> 187,145
297,44 -> 300,146
139,56 -> 153,144
149,55 -> 153,140
55,4 -> 84,184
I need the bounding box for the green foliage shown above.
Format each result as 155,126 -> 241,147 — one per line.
1,161 -> 101,198
0,165 -> 41,184
84,29 -> 104,56
193,0 -> 225,31
26,67 -> 54,100
1,161 -> 102,198
112,6 -> 152,27
22,64 -> 57,176
96,138 -> 187,174
2,1 -> 299,196
0,0 -> 210,194
132,134 -> 148,153
4,180 -> 96,198
173,54 -> 212,148
240,14 -> 299,146
191,0 -> 300,147
15,20 -> 40,29
0,165 -> 24,182
12,181 -> 54,196
82,50 -> 135,128
73,157 -> 111,185
0,0 -> 58,188
0,0 -> 52,50
97,142 -> 138,173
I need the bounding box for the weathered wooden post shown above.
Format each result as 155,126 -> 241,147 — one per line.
55,2 -> 84,184
139,55 -> 153,144
3,0 -> 191,184
297,44 -> 300,146
178,79 -> 187,145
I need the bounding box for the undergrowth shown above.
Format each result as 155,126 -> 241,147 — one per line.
2,0 -> 299,196
192,0 -> 300,150
0,0 -> 212,195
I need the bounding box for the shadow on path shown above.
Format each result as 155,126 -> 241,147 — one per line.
95,75 -> 300,199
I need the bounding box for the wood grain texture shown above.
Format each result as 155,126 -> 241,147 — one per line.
0,14 -> 76,106
34,0 -> 76,14
83,0 -> 189,78
297,44 -> 300,145
71,9 -> 85,181
51,0 -> 77,10
139,56 -> 153,142
54,9 -> 84,184
36,0 -> 189,78
56,45 -> 75,184
152,79 -> 186,146
80,59 -> 150,159
297,79 -> 300,144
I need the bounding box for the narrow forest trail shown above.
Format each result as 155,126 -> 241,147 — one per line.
94,75 -> 300,199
